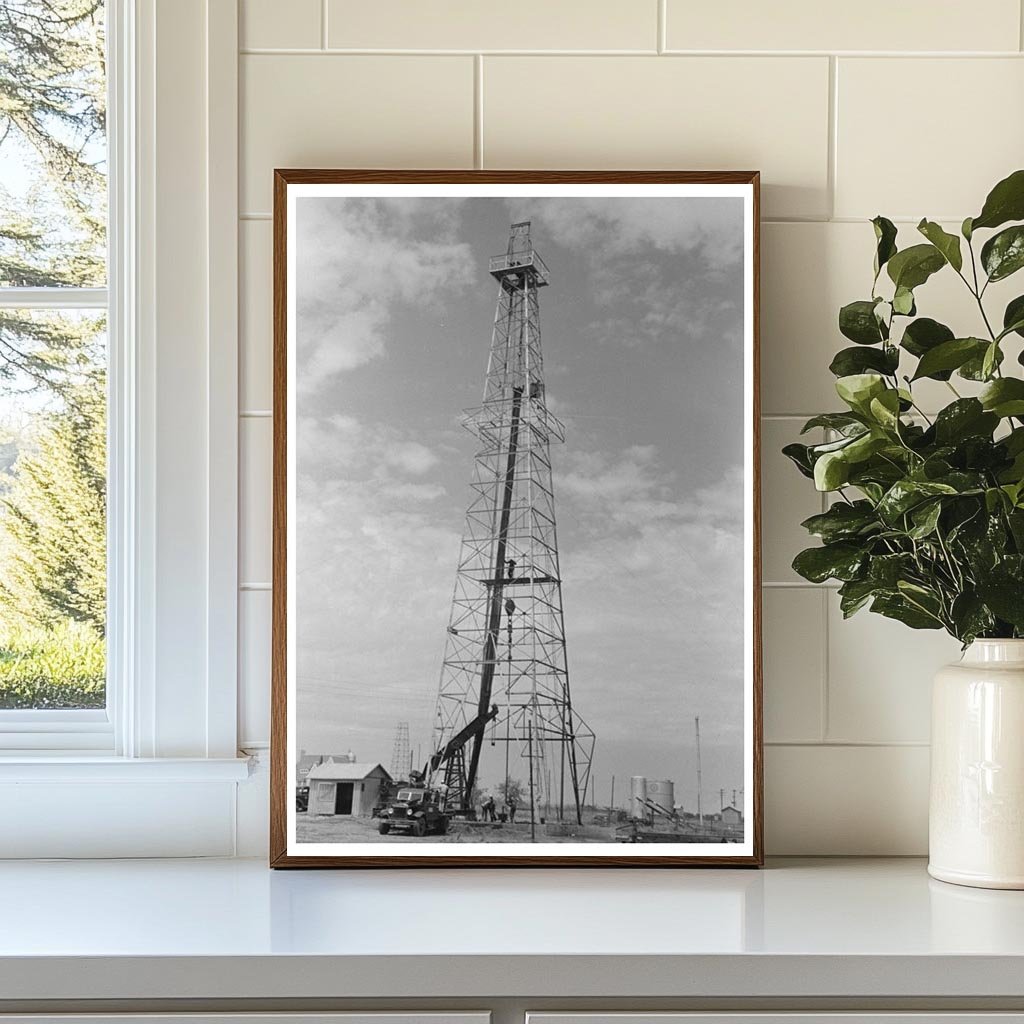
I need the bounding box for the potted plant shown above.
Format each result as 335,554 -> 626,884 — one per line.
785,169 -> 1024,889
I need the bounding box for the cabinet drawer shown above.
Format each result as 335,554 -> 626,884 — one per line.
0,1016 -> 489,1024
528,1017 -> 1024,1024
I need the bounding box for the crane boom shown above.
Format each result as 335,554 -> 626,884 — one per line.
426,703 -> 499,779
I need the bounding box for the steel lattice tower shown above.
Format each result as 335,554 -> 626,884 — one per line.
430,221 -> 594,824
390,721 -> 410,780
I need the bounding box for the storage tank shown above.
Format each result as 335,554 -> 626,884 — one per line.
646,779 -> 675,817
629,776 -> 647,818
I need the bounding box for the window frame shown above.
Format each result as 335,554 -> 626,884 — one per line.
0,3 -> 119,751
0,0 -> 247,833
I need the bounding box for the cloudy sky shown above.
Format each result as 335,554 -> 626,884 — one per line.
294,194 -> 748,814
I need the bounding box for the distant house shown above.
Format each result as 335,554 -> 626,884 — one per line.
296,754 -> 322,782
721,805 -> 743,827
296,750 -> 357,783
306,761 -> 392,816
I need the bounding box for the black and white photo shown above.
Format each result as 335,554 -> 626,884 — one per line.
272,172 -> 762,867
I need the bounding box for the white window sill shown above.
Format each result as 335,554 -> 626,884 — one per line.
0,755 -> 252,783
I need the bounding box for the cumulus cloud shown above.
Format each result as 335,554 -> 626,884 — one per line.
507,196 -> 744,270
295,198 -> 475,394
505,196 -> 745,351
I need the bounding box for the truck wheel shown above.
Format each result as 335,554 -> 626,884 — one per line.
378,822 -> 390,835
413,818 -> 427,838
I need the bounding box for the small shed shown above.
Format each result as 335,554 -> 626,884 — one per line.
721,805 -> 743,827
306,761 -> 392,816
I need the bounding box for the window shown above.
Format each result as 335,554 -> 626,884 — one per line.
0,1 -> 109,717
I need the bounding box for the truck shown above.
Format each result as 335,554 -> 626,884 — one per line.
377,785 -> 449,837
377,703 -> 500,837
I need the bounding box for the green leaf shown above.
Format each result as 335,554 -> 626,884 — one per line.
892,286 -> 916,316
911,337 -> 988,381
829,345 -> 899,378
839,299 -> 887,345
900,317 -> 954,360
887,243 -> 946,291
845,431 -> 888,464
933,398 -> 999,444
962,216 -> 974,241
868,389 -> 902,430
960,344 -> 1004,381
871,593 -> 943,630
917,219 -> 963,272
814,450 -> 850,491
1003,295 -> 1024,339
782,442 -> 814,479
908,500 -> 942,540
800,501 -> 879,543
981,225 -> 1024,282
971,169 -> 1024,232
877,479 -> 958,524
872,216 -> 898,277
868,552 -> 914,587
792,543 -> 866,584
838,578 -> 881,618
980,378 -> 1024,418
982,341 -> 1001,381
950,592 -> 995,644
800,413 -> 865,435
976,576 -> 1024,629
836,373 -> 887,413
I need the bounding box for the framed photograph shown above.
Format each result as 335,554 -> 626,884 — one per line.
270,170 -> 762,867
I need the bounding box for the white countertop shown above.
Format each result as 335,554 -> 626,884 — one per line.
2,857 -> 1024,1002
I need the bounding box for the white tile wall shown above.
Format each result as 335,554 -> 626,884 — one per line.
326,0 -> 658,52
239,220 -> 272,412
236,0 -> 1024,854
836,58 -> 1024,221
665,0 -> 1022,54
483,56 -> 831,219
241,0 -> 321,50
240,54 -> 475,213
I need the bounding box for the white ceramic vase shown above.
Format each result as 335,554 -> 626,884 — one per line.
929,639 -> 1024,889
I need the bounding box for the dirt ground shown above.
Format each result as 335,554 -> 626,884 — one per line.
295,812 -> 617,844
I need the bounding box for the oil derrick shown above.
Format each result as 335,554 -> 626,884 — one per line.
390,721 -> 410,780
431,221 -> 594,825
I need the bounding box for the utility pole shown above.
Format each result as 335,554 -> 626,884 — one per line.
610,774 -> 615,811
695,716 -> 703,828
720,788 -> 725,812
528,721 -> 536,843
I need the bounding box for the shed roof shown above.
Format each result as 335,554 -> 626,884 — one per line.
306,761 -> 391,782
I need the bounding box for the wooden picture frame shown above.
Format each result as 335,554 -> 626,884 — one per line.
271,170 -> 762,868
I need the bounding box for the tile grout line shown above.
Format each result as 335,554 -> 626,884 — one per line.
321,0 -> 329,50
474,55 -> 484,170
238,47 -> 1024,57
820,587 -> 831,743
657,0 -> 666,54
827,55 -> 838,220
765,740 -> 931,748
1021,0 -> 1024,51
